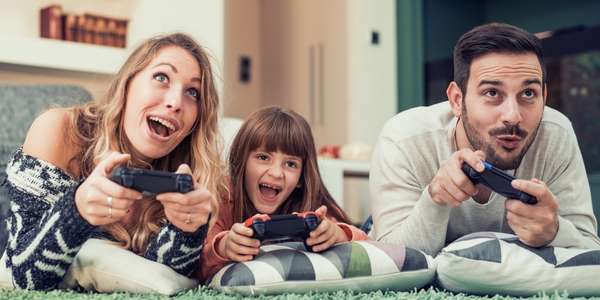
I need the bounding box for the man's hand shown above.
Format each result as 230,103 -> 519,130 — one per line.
506,178 -> 559,247
428,149 -> 486,207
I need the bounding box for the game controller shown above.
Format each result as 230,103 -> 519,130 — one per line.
244,212 -> 321,251
462,161 -> 537,204
110,166 -> 194,195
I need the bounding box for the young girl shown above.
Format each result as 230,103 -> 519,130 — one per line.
198,106 -> 367,281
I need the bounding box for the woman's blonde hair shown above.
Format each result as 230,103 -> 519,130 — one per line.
228,106 -> 350,224
67,33 -> 225,254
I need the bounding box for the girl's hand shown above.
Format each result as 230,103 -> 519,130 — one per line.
75,152 -> 143,226
218,223 -> 260,262
156,164 -> 213,232
305,205 -> 349,252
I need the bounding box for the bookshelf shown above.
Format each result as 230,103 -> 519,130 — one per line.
0,35 -> 128,74
0,1 -> 224,77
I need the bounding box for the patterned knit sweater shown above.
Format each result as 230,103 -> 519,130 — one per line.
2,148 -> 208,290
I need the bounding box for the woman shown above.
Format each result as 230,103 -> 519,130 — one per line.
3,33 -> 225,290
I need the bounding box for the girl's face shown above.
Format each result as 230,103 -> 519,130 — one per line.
123,46 -> 202,161
244,147 -> 303,214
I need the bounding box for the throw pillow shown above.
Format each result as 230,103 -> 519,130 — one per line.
436,232 -> 600,297
209,241 -> 436,295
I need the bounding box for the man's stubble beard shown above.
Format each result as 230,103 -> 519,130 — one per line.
461,99 -> 541,170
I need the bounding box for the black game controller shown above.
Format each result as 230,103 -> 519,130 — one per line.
462,161 -> 537,204
244,212 -> 321,251
110,166 -> 193,195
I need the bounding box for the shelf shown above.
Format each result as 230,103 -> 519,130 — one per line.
318,158 -> 370,209
318,158 -> 370,176
0,36 -> 129,75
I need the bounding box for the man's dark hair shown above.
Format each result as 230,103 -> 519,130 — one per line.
453,22 -> 546,94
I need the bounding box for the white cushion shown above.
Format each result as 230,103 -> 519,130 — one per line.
0,250 -> 11,288
0,239 -> 198,295
209,241 -> 436,296
435,232 -> 600,297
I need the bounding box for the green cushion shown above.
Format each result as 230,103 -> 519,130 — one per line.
208,241 -> 436,295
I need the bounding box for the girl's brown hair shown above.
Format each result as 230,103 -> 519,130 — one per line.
228,106 -> 350,223
66,33 -> 226,254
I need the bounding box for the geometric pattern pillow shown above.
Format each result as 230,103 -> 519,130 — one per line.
436,232 -> 600,297
209,241 -> 436,295
0,239 -> 198,295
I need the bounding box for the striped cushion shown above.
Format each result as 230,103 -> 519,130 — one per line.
436,232 -> 600,297
209,241 -> 435,295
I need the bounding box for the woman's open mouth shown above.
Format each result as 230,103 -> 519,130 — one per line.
147,115 -> 179,140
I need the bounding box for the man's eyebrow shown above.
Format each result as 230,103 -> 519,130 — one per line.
478,80 -> 502,87
153,62 -> 178,73
523,78 -> 542,87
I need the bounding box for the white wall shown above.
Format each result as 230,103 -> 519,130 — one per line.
125,0 -> 225,106
222,0 -> 261,119
347,0 -> 397,146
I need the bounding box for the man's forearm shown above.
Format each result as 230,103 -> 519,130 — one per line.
374,187 -> 451,255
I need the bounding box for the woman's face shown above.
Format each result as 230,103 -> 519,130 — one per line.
123,46 -> 201,160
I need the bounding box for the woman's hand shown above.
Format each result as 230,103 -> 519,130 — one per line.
156,164 -> 213,232
217,223 -> 260,262
75,152 -> 143,226
305,205 -> 349,252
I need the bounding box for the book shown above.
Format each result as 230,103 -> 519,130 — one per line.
61,13 -> 77,41
76,15 -> 86,43
116,19 -> 128,48
83,14 -> 97,44
106,18 -> 118,47
40,5 -> 63,40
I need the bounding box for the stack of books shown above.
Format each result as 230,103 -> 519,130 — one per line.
40,5 -> 128,48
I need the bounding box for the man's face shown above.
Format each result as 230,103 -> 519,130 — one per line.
460,52 -> 545,170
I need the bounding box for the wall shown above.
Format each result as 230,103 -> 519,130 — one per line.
347,0 -> 397,146
423,0 -> 484,62
128,0 -> 224,93
222,0 -> 261,119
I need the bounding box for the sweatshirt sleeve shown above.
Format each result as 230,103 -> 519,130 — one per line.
336,222 -> 368,241
144,222 -> 208,277
3,151 -> 95,290
544,124 -> 600,249
369,134 -> 452,256
197,204 -> 233,282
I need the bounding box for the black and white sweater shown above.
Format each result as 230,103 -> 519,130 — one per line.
2,148 -> 207,290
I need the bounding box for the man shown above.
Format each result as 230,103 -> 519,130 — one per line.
369,22 -> 600,255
